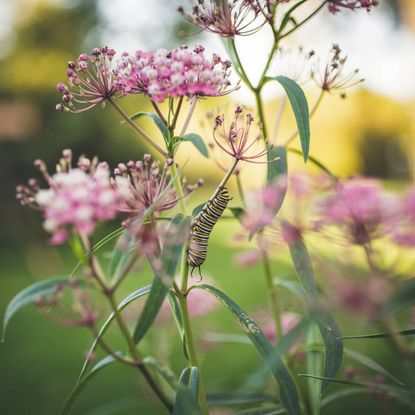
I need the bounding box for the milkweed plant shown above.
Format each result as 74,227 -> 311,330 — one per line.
6,1 -> 415,414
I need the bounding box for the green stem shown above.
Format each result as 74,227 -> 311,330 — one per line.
108,98 -> 169,158
179,97 -> 197,136
255,89 -> 269,140
168,162 -> 187,215
261,250 -> 283,340
83,237 -> 173,412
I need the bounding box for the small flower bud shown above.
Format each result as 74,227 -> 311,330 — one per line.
56,103 -> 65,112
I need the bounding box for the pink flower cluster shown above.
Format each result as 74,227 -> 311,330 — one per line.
17,150 -> 122,244
178,0 -> 271,37
315,178 -> 387,245
56,47 -> 117,113
115,45 -> 234,102
328,0 -> 379,14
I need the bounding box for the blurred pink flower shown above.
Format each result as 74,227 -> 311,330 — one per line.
157,277 -> 219,324
241,177 -> 287,236
17,150 -> 122,244
56,46 -> 118,113
234,248 -> 262,268
388,189 -> 415,247
314,178 -> 388,245
115,45 -> 234,102
178,0 -> 271,37
262,312 -> 300,345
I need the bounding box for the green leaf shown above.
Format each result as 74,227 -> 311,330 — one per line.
133,214 -> 190,344
342,328 -> 415,340
192,203 -> 205,217
274,76 -> 310,162
175,133 -> 209,158
306,324 -> 322,415
344,348 -> 403,386
273,279 -> 305,300
61,353 -> 123,415
2,277 -> 84,342
143,356 -> 181,391
173,367 -> 202,415
299,375 -> 415,410
107,231 -> 136,280
195,284 -> 301,415
77,285 -> 151,383
267,146 -> 287,185
207,393 -> 278,406
284,221 -> 343,392
167,292 -> 189,360
236,406 -> 286,415
129,111 -> 169,144
229,207 -> 246,221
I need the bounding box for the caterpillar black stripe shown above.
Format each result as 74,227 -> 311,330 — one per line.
188,186 -> 231,276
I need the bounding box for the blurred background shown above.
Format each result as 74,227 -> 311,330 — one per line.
1,0 -> 415,414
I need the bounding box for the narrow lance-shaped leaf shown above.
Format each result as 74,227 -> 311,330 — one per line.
274,76 -> 310,162
195,284 -> 301,415
173,367 -> 202,415
283,221 -> 343,392
128,111 -> 170,145
299,375 -> 415,411
77,285 -> 151,383
107,231 -> 136,280
342,328 -> 415,340
174,133 -> 209,158
133,214 -> 190,344
61,354 -> 123,415
2,277 -> 86,342
306,323 -> 323,415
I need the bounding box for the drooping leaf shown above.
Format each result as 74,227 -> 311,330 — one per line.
167,292 -> 189,360
274,76 -> 310,162
299,375 -> 415,410
129,111 -> 169,145
192,203 -> 205,217
267,146 -> 287,186
61,354 -> 123,415
133,214 -> 190,344
195,284 -> 301,415
77,285 -> 151,383
236,406 -> 286,415
207,393 -> 278,406
143,356 -> 180,391
342,328 -> 415,340
174,133 -> 209,158
344,348 -> 403,386
2,277 -> 86,342
284,221 -> 343,392
173,367 -> 202,415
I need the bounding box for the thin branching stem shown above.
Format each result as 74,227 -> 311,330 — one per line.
108,98 -> 169,158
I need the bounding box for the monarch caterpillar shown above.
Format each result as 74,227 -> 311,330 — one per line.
188,186 -> 231,276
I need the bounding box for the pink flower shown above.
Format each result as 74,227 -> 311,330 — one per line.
388,189 -> 415,247
115,45 -> 235,102
56,46 -> 118,113
178,1 -> 271,37
314,178 -> 388,245
241,178 -> 287,235
16,150 -> 122,244
262,312 -> 300,345
327,0 -> 378,14
311,44 -> 364,95
213,106 -> 268,163
113,155 -> 200,227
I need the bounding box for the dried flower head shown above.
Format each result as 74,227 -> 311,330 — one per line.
113,155 -> 200,226
312,44 -> 364,95
213,106 -> 268,163
272,47 -> 315,84
328,0 -> 379,14
115,45 -> 235,102
56,46 -> 118,113
178,0 -> 271,37
16,150 -> 122,244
